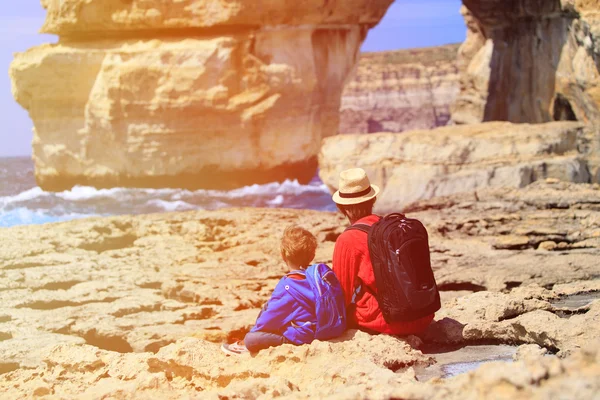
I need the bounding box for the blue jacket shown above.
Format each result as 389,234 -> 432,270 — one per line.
250,270 -> 317,345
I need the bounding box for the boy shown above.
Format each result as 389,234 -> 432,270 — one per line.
221,225 -> 324,355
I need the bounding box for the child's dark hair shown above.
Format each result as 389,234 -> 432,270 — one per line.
280,225 -> 317,268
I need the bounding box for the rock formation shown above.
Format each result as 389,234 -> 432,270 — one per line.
0,180 -> 599,397
9,0 -> 393,191
340,44 -> 460,134
452,0 -> 600,127
320,121 -> 596,211
323,0 -> 600,209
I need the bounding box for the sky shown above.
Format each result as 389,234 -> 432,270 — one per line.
0,0 -> 466,157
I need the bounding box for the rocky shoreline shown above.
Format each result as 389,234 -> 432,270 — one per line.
3,1 -> 600,397
1,180 -> 598,398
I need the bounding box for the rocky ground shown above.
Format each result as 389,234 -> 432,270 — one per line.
0,180 -> 599,398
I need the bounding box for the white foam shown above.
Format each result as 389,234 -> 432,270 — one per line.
267,195 -> 284,206
275,180 -> 330,196
0,187 -> 48,207
146,199 -> 198,212
0,178 -> 333,227
56,186 -> 193,202
56,186 -> 129,201
215,179 -> 329,199
48,180 -> 328,203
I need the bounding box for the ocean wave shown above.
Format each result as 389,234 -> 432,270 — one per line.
222,180 -> 329,198
267,195 -> 285,206
56,186 -> 181,202
0,187 -> 48,206
145,199 -> 198,212
0,178 -> 335,228
56,186 -> 129,202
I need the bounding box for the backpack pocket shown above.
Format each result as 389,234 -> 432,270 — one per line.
315,293 -> 346,340
395,238 -> 438,310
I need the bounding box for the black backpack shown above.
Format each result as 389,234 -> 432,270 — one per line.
346,213 -> 441,323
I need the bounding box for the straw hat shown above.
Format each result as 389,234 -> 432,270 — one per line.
332,168 -> 380,205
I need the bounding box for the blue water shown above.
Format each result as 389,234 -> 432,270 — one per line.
0,157 -> 337,228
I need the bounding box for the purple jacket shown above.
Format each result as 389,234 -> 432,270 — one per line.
250,271 -> 317,345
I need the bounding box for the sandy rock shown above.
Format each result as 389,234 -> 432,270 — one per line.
514,344 -> 549,361
439,291 -> 553,323
1,183 -> 599,396
412,181 -> 600,292
0,332 -> 428,399
538,240 -> 558,251
10,1 -> 393,191
393,342 -> 600,400
492,235 -> 531,250
340,44 -> 459,134
0,208 -> 345,372
0,332 -> 86,370
319,121 -> 591,210
453,301 -> 600,356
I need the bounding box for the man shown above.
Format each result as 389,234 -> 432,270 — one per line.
332,168 -> 434,334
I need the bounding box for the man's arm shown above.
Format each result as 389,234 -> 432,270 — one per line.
332,234 -> 361,306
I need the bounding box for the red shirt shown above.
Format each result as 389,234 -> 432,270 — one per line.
332,215 -> 434,335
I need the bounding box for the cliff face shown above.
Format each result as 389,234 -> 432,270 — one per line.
452,0 -> 600,127
322,0 -> 600,208
10,0 -> 393,191
39,0 -> 395,35
340,44 -> 460,134
320,121 -> 592,211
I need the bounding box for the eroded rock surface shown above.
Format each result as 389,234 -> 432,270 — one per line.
10,0 -> 393,191
0,181 -> 599,397
394,343 -> 600,400
340,44 -> 460,134
320,121 -> 595,210
39,0 -> 394,35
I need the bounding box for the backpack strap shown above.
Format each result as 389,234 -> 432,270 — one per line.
343,223 -> 373,305
344,223 -> 371,235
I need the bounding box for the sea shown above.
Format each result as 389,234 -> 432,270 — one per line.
0,156 -> 337,228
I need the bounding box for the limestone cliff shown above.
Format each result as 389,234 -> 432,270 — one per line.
10,0 -> 393,191
322,0 -> 600,207
340,44 -> 460,134
319,121 -> 593,211
452,0 -> 600,127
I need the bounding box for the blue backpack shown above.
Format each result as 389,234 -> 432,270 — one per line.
301,264 -> 347,340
